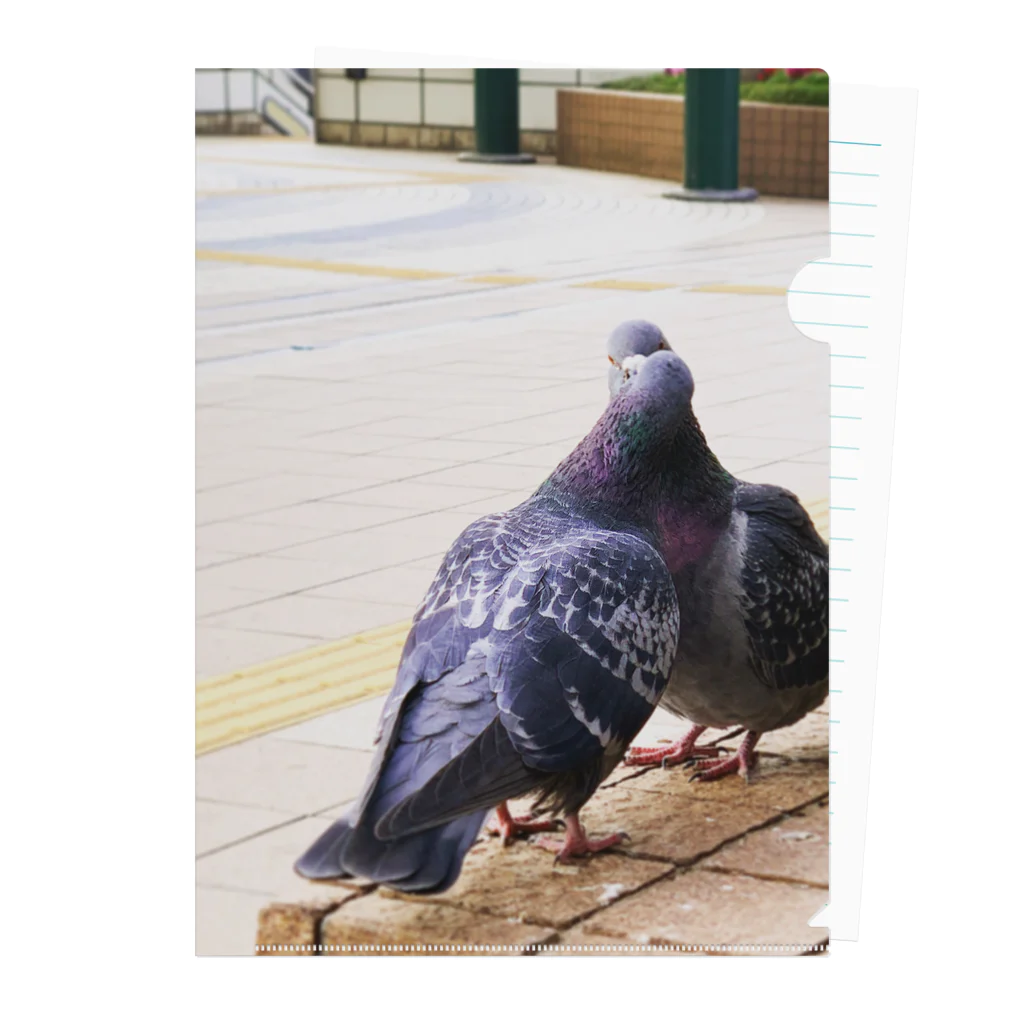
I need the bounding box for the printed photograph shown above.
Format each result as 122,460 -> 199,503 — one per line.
195,66 -> 831,956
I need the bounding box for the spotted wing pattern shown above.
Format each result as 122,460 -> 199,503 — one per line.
734,483 -> 829,692
363,500 -> 679,836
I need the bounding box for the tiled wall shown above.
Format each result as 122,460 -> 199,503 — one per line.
315,69 -> 657,155
557,88 -> 829,199
195,111 -> 275,136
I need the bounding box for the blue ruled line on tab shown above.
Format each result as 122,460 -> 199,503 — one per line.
830,170 -> 880,177
830,201 -> 878,207
829,140 -> 882,146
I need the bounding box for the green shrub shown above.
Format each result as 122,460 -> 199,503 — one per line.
600,71 -> 828,107
744,80 -> 829,106
601,73 -> 687,95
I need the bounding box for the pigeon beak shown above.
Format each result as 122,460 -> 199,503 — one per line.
608,356 -> 627,396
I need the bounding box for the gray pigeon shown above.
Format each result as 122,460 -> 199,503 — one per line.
294,352 -> 705,893
607,321 -> 829,781
607,319 -> 670,394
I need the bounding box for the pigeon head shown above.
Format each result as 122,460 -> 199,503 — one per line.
543,350 -> 732,550
607,320 -> 672,395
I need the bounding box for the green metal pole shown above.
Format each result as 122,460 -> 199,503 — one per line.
665,68 -> 757,202
458,69 -> 535,164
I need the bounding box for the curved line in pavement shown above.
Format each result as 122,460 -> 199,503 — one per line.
200,181 -> 549,252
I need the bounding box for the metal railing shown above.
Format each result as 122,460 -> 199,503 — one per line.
196,69 -> 314,137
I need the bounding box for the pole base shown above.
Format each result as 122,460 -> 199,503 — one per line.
663,187 -> 759,203
457,152 -> 537,164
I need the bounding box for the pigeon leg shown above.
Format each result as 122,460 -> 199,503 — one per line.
486,801 -> 563,846
688,730 -> 761,783
624,724 -> 725,767
533,814 -> 628,863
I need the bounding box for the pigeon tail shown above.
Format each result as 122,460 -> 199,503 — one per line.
294,807 -> 488,894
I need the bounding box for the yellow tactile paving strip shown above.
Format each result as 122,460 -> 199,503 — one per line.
195,250 -> 452,281
196,620 -> 412,755
571,279 -> 677,292
196,498 -> 830,756
195,248 -> 790,296
692,283 -> 789,296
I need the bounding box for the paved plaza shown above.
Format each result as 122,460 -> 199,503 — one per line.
195,137 -> 829,954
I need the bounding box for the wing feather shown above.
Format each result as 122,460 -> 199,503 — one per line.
735,484 -> 829,691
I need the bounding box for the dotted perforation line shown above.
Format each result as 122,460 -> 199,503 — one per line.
254,942 -> 829,954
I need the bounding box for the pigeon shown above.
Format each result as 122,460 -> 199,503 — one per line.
606,321 -> 829,781
607,319 -> 670,395
294,351 -> 710,894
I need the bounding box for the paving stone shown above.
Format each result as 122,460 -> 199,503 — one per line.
703,799 -> 829,887
320,893 -> 557,954
277,695 -> 387,751
195,798 -> 295,857
196,737 -> 372,816
197,885 -> 272,956
750,706 -> 830,760
197,815 -> 372,903
395,831 -> 674,928
256,892 -> 363,955
567,869 -> 828,950
577,781 -> 796,866
618,757 -> 829,814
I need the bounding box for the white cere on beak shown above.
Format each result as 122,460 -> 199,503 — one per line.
621,354 -> 648,379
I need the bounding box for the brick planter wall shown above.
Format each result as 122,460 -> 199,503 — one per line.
557,89 -> 828,199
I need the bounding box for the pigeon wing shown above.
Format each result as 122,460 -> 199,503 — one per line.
348,512 -> 518,824
735,483 -> 829,691
374,523 -> 679,841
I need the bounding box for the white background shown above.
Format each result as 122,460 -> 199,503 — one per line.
3,0 -> 1016,1018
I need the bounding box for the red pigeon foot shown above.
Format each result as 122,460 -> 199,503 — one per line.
487,801 -> 563,846
624,723 -> 724,767
687,731 -> 761,782
533,814 -> 628,863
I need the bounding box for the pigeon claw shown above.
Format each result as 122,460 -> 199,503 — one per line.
625,741 -> 691,767
687,749 -> 759,783
624,725 -> 722,768
489,811 -> 565,843
487,803 -> 564,845
533,813 -> 628,863
537,831 -> 629,864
